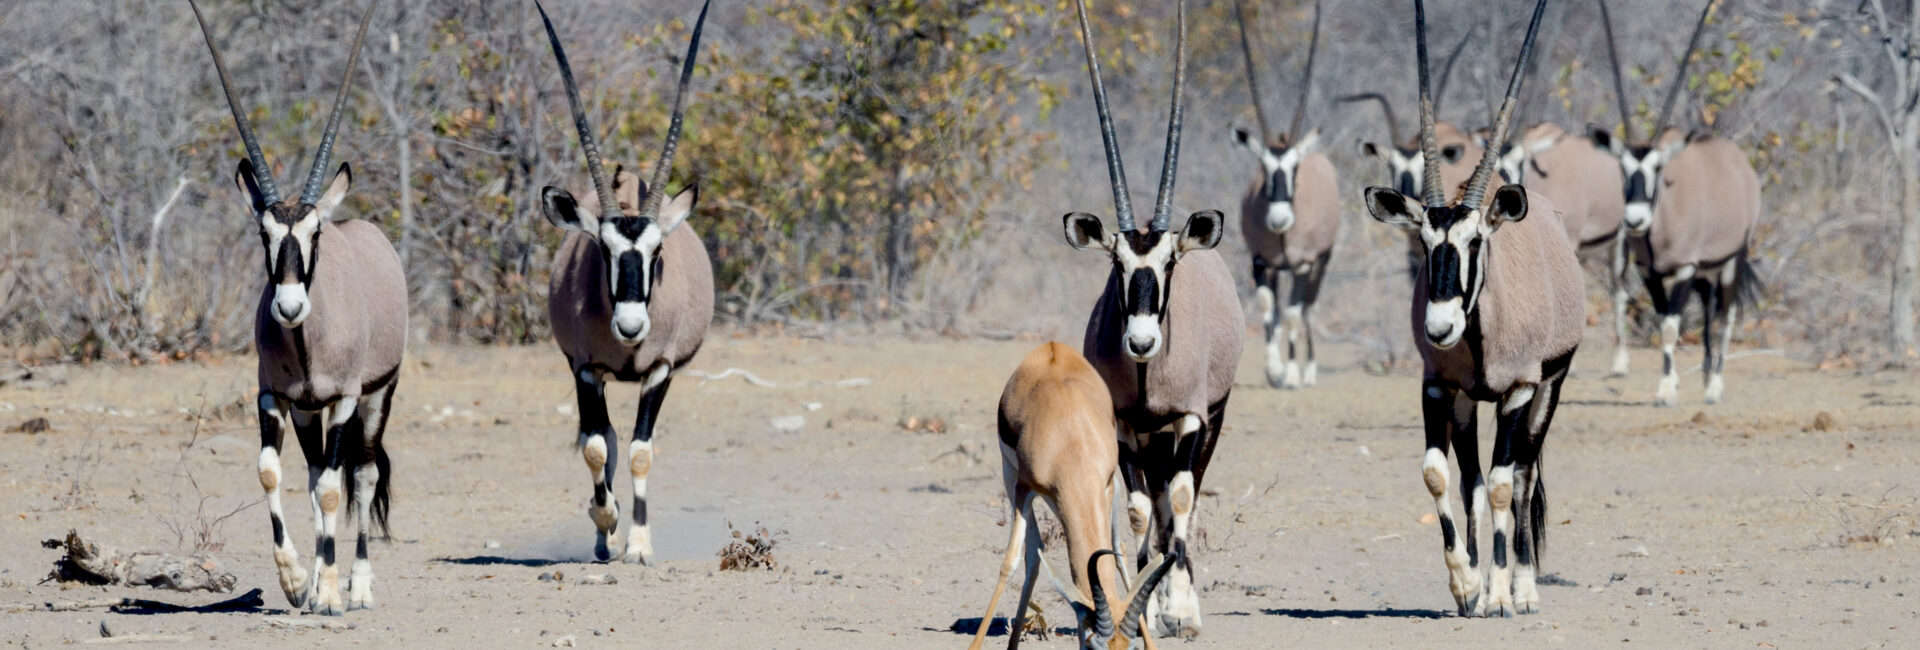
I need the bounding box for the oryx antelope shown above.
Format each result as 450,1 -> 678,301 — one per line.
968,342 -> 1180,650
1344,31 -> 1483,279
192,0 -> 398,615
1590,0 -> 1761,406
1230,0 -> 1339,390
1361,0 -> 1579,617
536,0 -> 714,564
1062,0 -> 1242,638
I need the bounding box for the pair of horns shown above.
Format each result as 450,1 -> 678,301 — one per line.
1413,0 -> 1547,208
538,0 -> 710,220
1048,548 -> 1180,643
193,0 -> 374,208
1335,27 -> 1470,147
1600,0 -> 1714,142
1235,0 -> 1320,145
1074,0 -> 1187,234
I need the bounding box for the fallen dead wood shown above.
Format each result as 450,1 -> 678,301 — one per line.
41,530 -> 236,593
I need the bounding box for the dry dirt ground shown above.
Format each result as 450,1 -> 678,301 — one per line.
2,330 -> 1917,648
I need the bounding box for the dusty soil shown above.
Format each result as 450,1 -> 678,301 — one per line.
2,330 -> 1916,648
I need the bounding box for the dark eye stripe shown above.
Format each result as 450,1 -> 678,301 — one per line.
1267,168 -> 1291,202
1427,243 -> 1462,301
615,251 -> 647,302
1127,267 -> 1160,315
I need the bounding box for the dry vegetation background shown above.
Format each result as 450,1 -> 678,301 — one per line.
0,0 -> 1913,367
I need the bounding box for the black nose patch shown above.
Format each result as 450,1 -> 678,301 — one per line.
615,251 -> 647,302
1625,170 -> 1650,203
1127,267 -> 1160,316
1266,167 -> 1292,203
1427,243 -> 1463,301
1396,171 -> 1417,197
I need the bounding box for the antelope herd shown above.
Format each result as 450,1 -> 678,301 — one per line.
178,0 -> 1775,643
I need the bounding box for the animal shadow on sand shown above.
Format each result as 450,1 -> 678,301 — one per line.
431,555 -> 575,568
1252,607 -> 1447,620
941,617 -> 1074,638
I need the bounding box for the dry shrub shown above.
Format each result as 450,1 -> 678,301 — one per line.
717,521 -> 780,572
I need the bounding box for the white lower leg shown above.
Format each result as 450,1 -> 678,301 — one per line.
1259,288 -> 1284,386
312,464 -> 345,615
623,439 -> 654,564
1486,466 -> 1515,617
1656,315 -> 1681,406
581,433 -> 618,559
1424,449 -> 1479,611
1611,287 -> 1632,376
257,441 -> 308,605
1158,470 -> 1202,638
1706,305 -> 1736,404
348,464 -> 377,610
1281,305 -> 1305,389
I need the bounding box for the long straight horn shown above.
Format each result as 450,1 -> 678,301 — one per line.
1085,550 -> 1117,640
299,0 -> 375,206
1149,0 -> 1189,233
1337,92 -> 1403,145
1431,27 -> 1473,120
1073,0 -> 1135,232
1598,0 -> 1636,142
1460,0 -> 1549,209
537,0 -> 620,218
1232,0 -> 1273,142
1286,0 -> 1322,142
1414,0 -> 1444,207
1654,0 -> 1714,137
190,0 -> 279,206
641,0 -> 711,219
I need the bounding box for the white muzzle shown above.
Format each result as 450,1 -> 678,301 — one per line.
611,302 -> 651,344
1264,202 -> 1296,233
1424,298 -> 1466,349
1623,203 -> 1653,233
272,283 -> 311,328
1123,315 -> 1163,361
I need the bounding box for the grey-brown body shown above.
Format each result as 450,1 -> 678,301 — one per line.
1240,151 -> 1338,388
1412,189 -> 1582,394
1512,124 -> 1624,247
255,220 -> 407,402
548,226 -> 713,379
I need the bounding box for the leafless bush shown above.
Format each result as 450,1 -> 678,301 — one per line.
717,521 -> 781,571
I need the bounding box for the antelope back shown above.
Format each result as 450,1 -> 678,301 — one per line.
1411,188 -> 1581,394
1647,137 -> 1760,273
998,342 -> 1121,615
255,220 -> 407,402
1515,124 -> 1625,246
1241,149 -> 1340,266
548,222 -> 714,378
1082,249 -> 1242,418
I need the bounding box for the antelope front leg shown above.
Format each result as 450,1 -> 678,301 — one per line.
256,394 -> 309,609
1422,383 -> 1482,616
573,369 -> 621,562
1484,385 -> 1541,618
1154,414 -> 1205,639
1609,229 -> 1631,376
1654,270 -> 1695,407
308,400 -> 357,616
624,365 -> 673,565
1255,260 -> 1286,389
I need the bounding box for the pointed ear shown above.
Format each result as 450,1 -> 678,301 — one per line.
1439,144 -> 1467,164
1587,125 -> 1622,155
312,163 -> 353,221
541,186 -> 598,234
1526,132 -> 1562,154
1177,210 -> 1224,252
1364,186 -> 1423,230
1233,127 -> 1263,156
1358,140 -> 1382,159
658,184 -> 699,233
234,159 -> 269,214
1489,184 -> 1528,224
1659,139 -> 1687,159
1294,129 -> 1321,156
1062,212 -> 1109,250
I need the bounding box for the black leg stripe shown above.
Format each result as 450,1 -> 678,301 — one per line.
634,498 -> 648,525
356,533 -> 369,561
319,536 -> 336,565
271,515 -> 286,547
1438,516 -> 1457,550
1492,531 -> 1508,567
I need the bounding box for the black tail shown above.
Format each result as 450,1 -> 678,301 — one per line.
1731,246 -> 1764,312
342,437 -> 394,540
1530,457 -> 1547,571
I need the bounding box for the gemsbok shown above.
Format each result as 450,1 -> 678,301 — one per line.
1361,0 -> 1579,617
192,0 -> 398,615
1344,31 -> 1482,279
1589,0 -> 1761,406
1062,0 -> 1242,637
1230,0 -> 1338,390
968,342 -> 1179,650
536,0 -> 714,564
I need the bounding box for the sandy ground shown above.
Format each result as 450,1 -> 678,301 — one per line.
2,329 -> 1917,649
